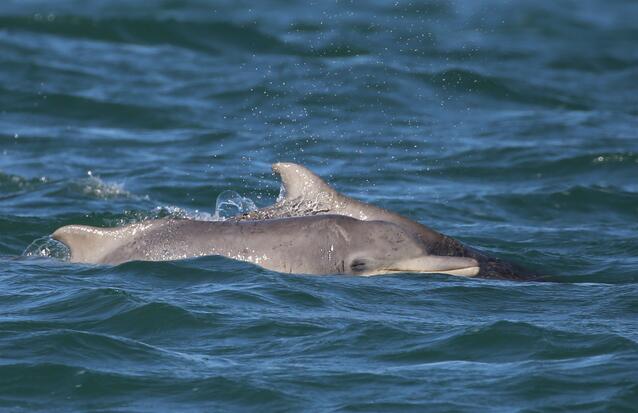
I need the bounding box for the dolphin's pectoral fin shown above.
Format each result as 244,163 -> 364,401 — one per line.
272,162 -> 337,204
385,255 -> 480,277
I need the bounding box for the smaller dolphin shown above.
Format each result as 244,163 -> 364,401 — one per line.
52,215 -> 480,276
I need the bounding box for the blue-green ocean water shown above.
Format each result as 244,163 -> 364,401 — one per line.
1,0 -> 638,411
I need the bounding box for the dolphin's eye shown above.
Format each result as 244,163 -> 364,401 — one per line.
350,258 -> 368,273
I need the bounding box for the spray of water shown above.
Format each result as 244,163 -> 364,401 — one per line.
23,236 -> 70,261
212,190 -> 257,220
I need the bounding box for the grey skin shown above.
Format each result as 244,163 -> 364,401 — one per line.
52,215 -> 480,276
235,163 -> 535,280
52,162 -> 535,279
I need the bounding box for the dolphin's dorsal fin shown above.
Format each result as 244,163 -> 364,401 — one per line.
52,225 -> 123,263
270,162 -> 445,245
272,162 -> 337,202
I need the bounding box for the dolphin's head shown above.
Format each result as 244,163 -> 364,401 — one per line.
342,220 -> 480,277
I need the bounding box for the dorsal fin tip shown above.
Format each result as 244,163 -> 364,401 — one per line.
271,162 -> 335,201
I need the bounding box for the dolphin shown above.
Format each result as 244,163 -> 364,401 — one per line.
51,162 -> 535,279
234,163 -> 533,280
52,215 -> 480,276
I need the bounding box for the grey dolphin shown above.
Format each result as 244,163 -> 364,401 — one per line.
236,163 -> 533,280
52,215 -> 480,276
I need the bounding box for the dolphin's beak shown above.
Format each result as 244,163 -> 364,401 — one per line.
388,256 -> 480,277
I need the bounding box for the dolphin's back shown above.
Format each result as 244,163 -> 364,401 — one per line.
53,219 -> 216,265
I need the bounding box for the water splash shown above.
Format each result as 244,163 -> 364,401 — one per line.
80,170 -> 131,199
153,205 -> 215,221
23,236 -> 70,261
0,172 -> 48,192
276,182 -> 287,203
213,190 -> 257,220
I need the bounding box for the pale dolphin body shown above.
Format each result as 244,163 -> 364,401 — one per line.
52,215 -> 480,276
236,163 -> 532,279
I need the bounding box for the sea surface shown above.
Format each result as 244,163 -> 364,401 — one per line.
1,0 -> 638,411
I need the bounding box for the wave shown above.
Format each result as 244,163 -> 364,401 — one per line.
0,362 -> 295,411
96,301 -> 216,335
0,287 -> 137,325
482,185 -> 638,220
549,54 -> 638,73
436,151 -> 638,179
0,85 -> 180,129
0,16 -> 290,55
416,68 -> 590,110
374,321 -> 638,363
0,15 -> 370,58
0,171 -> 48,195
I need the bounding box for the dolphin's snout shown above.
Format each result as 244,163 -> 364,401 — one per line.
391,255 -> 480,277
